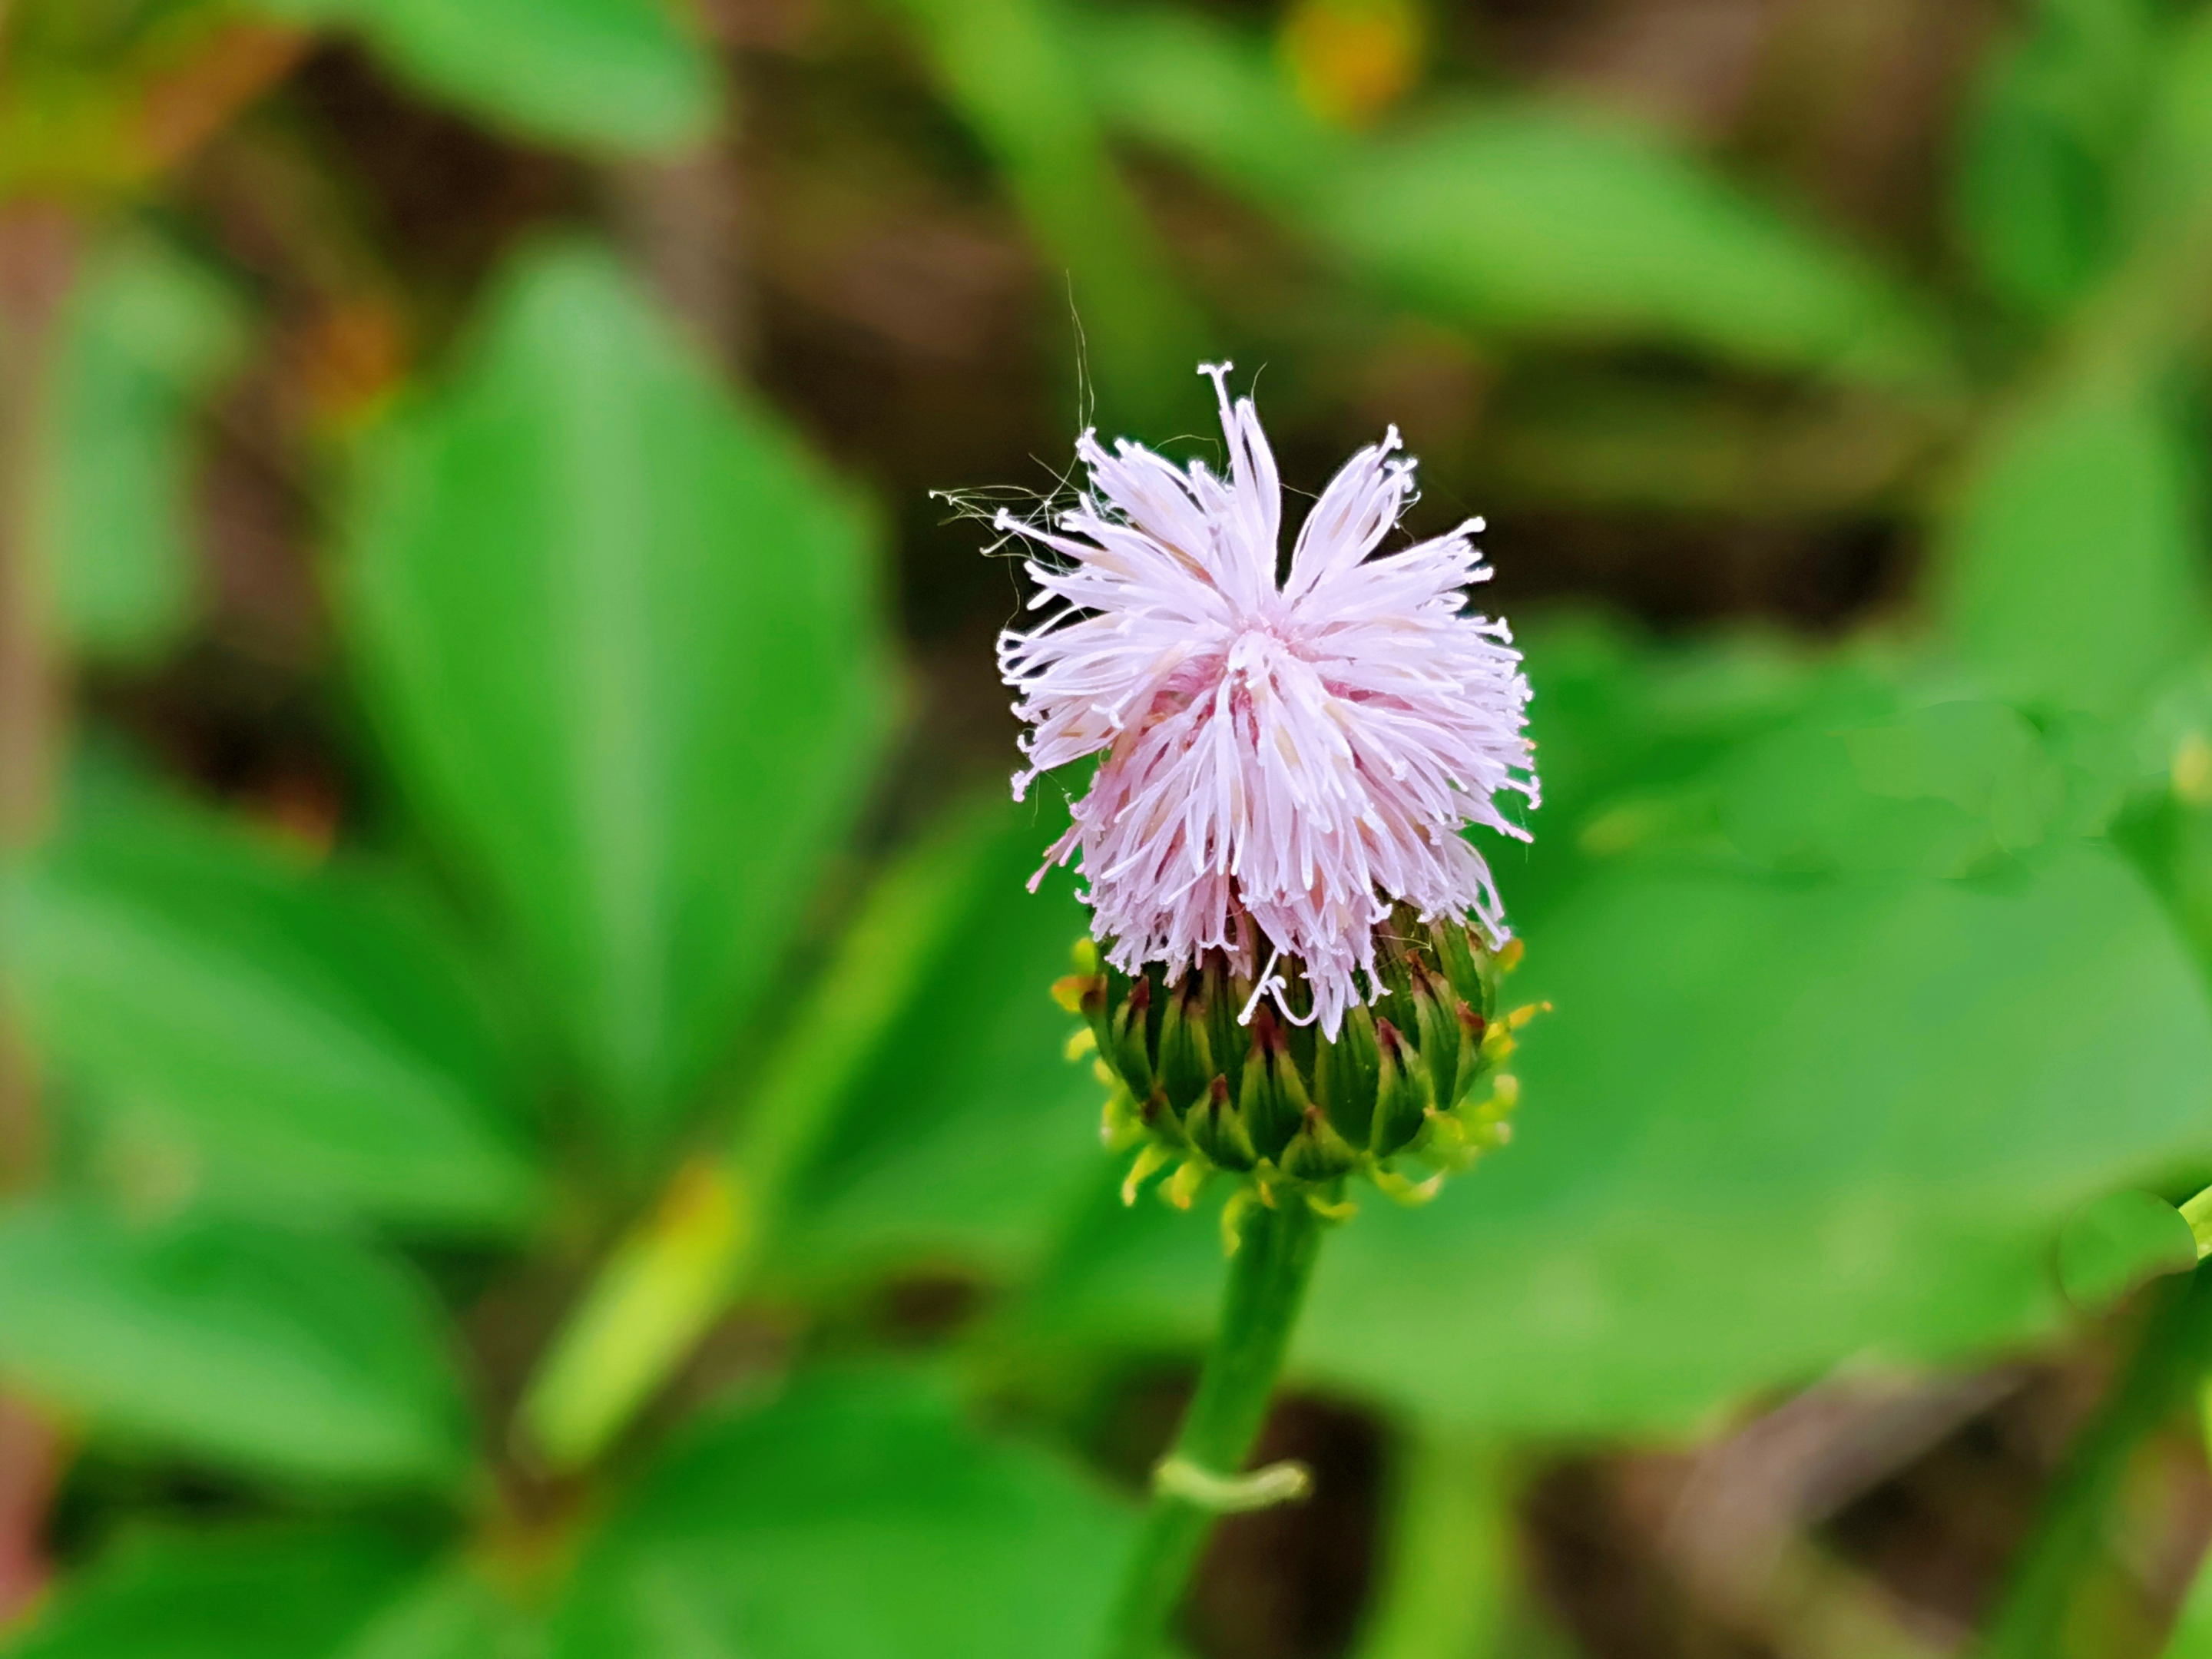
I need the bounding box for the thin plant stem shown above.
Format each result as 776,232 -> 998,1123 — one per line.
1100,1194 -> 1328,1659
1982,1263 -> 2212,1659
517,814 -> 987,1469
1354,1426 -> 1511,1659
0,207 -> 75,1624
0,207 -> 77,1192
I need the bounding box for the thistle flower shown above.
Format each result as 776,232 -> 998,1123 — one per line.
996,363 -> 1538,1040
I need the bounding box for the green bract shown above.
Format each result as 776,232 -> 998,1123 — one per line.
1057,908 -> 1535,1234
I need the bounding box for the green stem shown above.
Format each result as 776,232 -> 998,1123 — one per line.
1354,1425 -> 1511,1659
517,818 -> 988,1469
1099,1194 -> 1328,1659
1982,1262 -> 2212,1659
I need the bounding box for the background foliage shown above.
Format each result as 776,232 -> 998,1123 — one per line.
7,1 -> 2212,1655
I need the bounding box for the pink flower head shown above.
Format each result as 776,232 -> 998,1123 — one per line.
995,363 -> 1538,1038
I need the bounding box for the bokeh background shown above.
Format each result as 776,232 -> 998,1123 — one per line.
9,1 -> 2212,1656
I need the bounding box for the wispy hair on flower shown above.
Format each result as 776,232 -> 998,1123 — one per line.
994,363 -> 1539,1041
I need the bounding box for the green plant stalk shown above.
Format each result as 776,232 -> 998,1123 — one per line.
889,0 -> 1205,434
517,817 -> 989,1469
2181,1181 -> 2212,1260
1100,1194 -> 1327,1659
1982,1261 -> 2212,1659
1354,1425 -> 1510,1659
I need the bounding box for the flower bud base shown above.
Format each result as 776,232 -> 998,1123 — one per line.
1054,905 -> 1538,1227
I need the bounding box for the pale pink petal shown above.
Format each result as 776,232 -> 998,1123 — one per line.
992,363 -> 1537,1037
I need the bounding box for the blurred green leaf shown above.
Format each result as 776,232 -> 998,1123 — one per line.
344,243 -> 892,1140
0,1523 -> 426,1659
1518,615 -> 1838,820
889,0 -> 1204,432
551,1369 -> 1132,1659
2119,655 -> 2212,962
775,796 -> 1108,1284
1715,700 -> 2072,879
2122,6 -> 2212,237
2055,1189 -> 2195,1312
339,1569 -> 545,1659
1074,3 -> 1338,201
2162,1545 -> 2212,1658
1497,614 -> 1905,920
1078,6 -> 1951,386
1029,841 -> 2212,1435
40,234 -> 245,662
1481,374 -> 1935,515
1324,109 -> 1949,386
0,1202 -> 469,1485
520,799 -> 1005,1470
246,0 -> 717,155
1939,360 -> 2208,717
2,799 -> 540,1234
1511,622 -> 2134,912
1957,0 -> 2157,319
